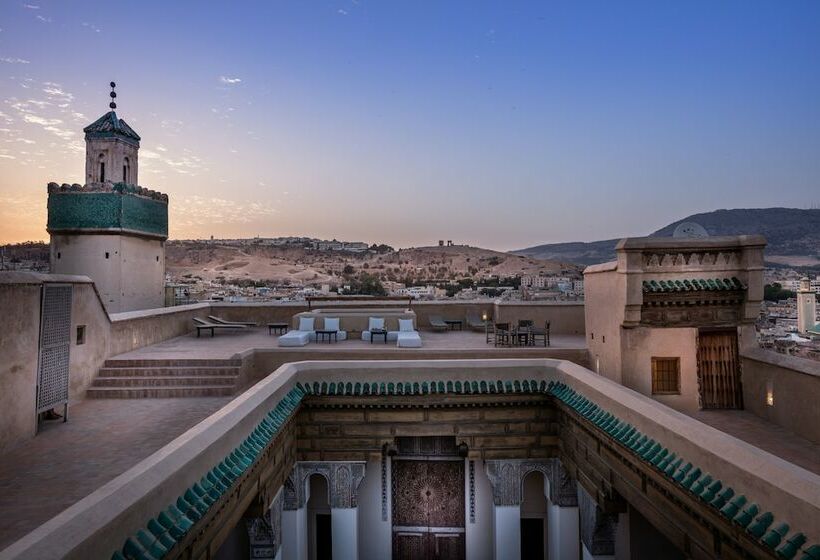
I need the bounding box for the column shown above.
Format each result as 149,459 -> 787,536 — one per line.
485,460 -> 522,559
327,462 -> 366,560
577,485 -> 618,560
282,471 -> 308,560
545,460 -> 580,560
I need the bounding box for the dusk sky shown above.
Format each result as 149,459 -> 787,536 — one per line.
1,1 -> 818,250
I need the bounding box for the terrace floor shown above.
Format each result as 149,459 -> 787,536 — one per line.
0,397 -> 231,551
110,328 -> 588,361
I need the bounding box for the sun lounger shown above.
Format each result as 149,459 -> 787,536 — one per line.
428,315 -> 449,332
193,317 -> 247,337
207,315 -> 258,327
466,312 -> 487,331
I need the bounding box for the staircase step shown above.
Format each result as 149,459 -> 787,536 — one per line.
98,366 -> 240,377
103,358 -> 243,368
86,386 -> 236,399
93,376 -> 237,388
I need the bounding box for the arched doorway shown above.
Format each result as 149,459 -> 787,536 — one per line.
307,473 -> 332,560
520,471 -> 548,560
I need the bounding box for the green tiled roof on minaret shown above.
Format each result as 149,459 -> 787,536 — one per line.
83,111 -> 141,146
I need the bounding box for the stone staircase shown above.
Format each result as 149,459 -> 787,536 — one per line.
87,358 -> 242,398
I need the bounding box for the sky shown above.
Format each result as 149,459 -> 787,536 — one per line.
0,1 -> 818,250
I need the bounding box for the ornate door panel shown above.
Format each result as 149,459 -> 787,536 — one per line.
392,460 -> 465,560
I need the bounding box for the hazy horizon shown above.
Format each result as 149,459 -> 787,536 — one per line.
1,1 -> 819,251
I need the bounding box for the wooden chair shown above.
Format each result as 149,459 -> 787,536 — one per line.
494,323 -> 512,347
530,321 -> 550,347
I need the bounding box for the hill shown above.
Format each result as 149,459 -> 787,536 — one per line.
166,242 -> 582,287
514,208 -> 820,268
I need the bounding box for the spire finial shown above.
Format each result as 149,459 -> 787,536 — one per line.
109,81 -> 117,110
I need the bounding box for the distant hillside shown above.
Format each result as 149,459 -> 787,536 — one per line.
166,242 -> 582,286
514,208 -> 820,267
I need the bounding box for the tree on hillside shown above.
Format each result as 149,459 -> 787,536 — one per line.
764,283 -> 796,301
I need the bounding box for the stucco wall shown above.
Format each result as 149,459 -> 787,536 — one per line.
584,266 -> 625,383
620,326 -> 700,413
0,282 -> 41,453
741,348 -> 820,443
50,234 -> 164,313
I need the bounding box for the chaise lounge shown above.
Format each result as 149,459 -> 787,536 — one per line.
207,315 -> 258,327
193,317 -> 247,337
428,315 -> 449,332
362,317 -> 422,348
278,317 -> 315,347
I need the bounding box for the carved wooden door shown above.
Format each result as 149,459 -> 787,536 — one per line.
697,330 -> 743,409
392,459 -> 465,560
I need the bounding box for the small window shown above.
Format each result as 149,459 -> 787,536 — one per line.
76,325 -> 86,345
57,252 -> 61,259
590,333 -> 594,340
105,252 -> 109,259
651,357 -> 680,394
602,335 -> 606,343
99,162 -> 105,182
156,255 -> 160,262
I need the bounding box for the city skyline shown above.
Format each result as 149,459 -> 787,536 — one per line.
1,1 -> 819,249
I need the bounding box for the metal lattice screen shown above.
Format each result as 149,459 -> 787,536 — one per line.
36,284 -> 72,414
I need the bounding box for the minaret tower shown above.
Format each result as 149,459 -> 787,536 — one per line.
47,83 -> 168,313
83,82 -> 140,185
797,277 -> 816,334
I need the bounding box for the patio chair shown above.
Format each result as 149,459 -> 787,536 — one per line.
466,312 -> 488,331
193,317 -> 247,337
494,323 -> 512,347
530,321 -> 550,347
428,315 -> 449,332
208,315 -> 258,327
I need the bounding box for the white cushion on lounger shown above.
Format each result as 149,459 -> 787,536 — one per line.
398,318 -> 415,332
298,317 -> 315,331
368,317 -> 385,331
323,317 -> 340,331
397,331 -> 422,348
278,330 -> 310,347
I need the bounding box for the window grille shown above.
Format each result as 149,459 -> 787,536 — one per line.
651,357 -> 680,394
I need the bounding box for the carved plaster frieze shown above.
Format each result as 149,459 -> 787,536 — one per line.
283,461 -> 366,510
577,485 -> 617,556
484,458 -> 576,507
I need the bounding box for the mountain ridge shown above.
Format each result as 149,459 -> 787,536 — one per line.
513,208 -> 820,268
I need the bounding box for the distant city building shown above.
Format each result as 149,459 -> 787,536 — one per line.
797,277 -> 818,334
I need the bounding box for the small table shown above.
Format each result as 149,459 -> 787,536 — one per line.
444,320 -> 463,331
315,329 -> 338,343
370,329 -> 388,344
268,323 -> 289,335
515,329 -> 531,347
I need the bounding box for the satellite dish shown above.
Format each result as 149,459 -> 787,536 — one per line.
673,222 -> 709,238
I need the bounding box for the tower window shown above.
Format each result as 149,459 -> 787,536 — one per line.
156,256 -> 159,262
123,157 -> 130,183
100,162 -> 105,182
76,325 -> 86,345
57,252 -> 61,259
651,357 -> 680,394
105,252 -> 109,259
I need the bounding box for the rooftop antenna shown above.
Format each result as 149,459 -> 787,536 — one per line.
109,81 -> 117,110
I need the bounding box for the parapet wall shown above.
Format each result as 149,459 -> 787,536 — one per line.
740,348 -> 820,443
46,182 -> 168,239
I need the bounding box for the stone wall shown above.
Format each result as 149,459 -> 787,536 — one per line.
740,348 -> 820,443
